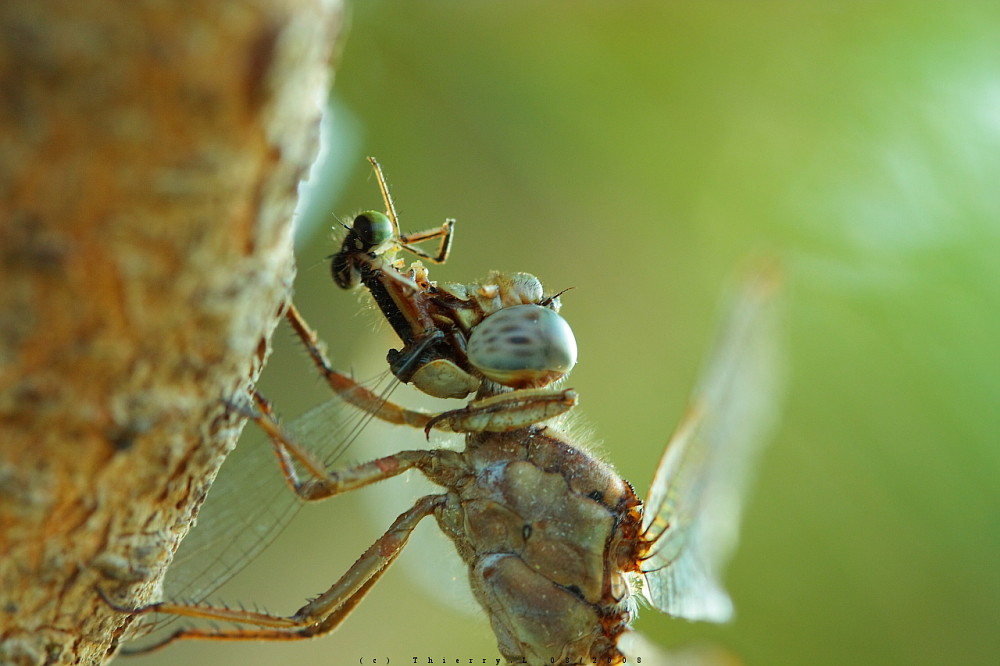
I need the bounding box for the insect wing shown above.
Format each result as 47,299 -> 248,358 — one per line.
640,264 -> 784,622
152,373 -> 401,621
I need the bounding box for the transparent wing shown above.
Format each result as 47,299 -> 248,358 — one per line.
132,370 -> 403,640
167,395 -> 379,598
640,262 -> 784,622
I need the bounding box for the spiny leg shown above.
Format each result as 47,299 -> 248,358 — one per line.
424,387 -> 580,434
367,156 -> 401,237
397,218 -> 454,263
366,156 -> 453,263
284,304 -> 578,437
283,303 -> 439,431
248,391 -> 439,501
118,494 -> 445,652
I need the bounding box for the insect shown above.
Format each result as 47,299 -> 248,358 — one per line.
107,158 -> 782,665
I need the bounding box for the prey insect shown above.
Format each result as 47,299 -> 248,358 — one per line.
106,158 -> 782,665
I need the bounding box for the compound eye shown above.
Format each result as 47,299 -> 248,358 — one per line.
353,211 -> 394,248
467,304 -> 577,389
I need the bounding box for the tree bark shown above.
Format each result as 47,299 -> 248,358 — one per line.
0,2 -> 342,664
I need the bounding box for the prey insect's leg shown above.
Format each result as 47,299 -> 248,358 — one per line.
249,392 -> 437,501
367,156 -> 401,235
366,156 -> 453,263
118,494 -> 445,652
283,303 -> 440,431
397,219 -> 454,263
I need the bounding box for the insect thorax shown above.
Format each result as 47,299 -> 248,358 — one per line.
428,426 -> 643,664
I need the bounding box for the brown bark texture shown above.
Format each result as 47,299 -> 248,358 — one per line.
0,2 -> 342,664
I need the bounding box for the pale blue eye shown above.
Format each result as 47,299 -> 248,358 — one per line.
467,304 -> 578,389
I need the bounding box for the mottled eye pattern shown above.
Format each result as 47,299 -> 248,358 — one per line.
467,304 -> 578,388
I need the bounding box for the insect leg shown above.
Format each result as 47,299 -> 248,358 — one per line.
115,494 -> 445,652
365,156 -> 453,263
397,218 -> 454,263
366,156 -> 402,238
284,303 -> 440,431
249,392 -> 437,501
424,387 -> 579,434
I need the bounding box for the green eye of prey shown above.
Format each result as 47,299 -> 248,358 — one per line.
353,211 -> 394,248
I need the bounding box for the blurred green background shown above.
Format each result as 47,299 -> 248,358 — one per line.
134,2 -> 1000,665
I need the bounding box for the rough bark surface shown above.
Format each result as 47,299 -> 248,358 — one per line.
0,2 -> 342,664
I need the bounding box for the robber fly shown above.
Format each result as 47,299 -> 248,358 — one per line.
106,158 -> 782,665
